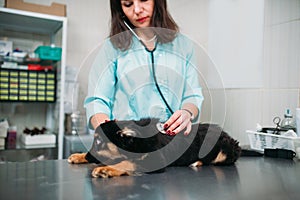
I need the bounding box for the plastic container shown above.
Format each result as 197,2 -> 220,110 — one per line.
246,130 -> 300,153
64,112 -> 87,135
281,109 -> 296,130
296,108 -> 300,137
34,46 -> 62,61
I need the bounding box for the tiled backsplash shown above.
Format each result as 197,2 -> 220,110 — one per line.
201,88 -> 299,145
200,0 -> 300,145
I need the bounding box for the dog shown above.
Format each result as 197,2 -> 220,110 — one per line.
68,118 -> 241,178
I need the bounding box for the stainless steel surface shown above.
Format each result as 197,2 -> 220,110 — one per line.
0,157 -> 299,200
0,139 -> 57,162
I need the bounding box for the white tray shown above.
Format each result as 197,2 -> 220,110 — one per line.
247,130 -> 300,152
20,133 -> 56,145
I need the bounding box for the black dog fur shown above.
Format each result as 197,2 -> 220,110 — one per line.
84,118 -> 241,174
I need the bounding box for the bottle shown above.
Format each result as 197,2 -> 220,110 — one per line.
280,109 -> 296,130
296,108 -> 300,137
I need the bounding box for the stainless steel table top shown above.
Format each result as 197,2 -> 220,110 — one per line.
0,157 -> 299,200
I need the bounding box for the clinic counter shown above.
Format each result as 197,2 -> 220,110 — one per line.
0,157 -> 299,200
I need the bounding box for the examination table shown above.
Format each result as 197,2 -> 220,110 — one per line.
0,157 -> 299,200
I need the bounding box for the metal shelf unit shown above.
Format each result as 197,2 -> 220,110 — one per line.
0,7 -> 67,159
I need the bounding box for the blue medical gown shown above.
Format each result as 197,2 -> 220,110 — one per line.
84,33 -> 204,129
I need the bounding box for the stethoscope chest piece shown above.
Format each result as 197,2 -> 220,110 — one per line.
156,122 -> 167,134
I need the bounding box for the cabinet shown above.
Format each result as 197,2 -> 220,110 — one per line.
0,7 -> 67,159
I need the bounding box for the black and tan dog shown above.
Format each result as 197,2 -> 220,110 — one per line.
68,118 -> 241,178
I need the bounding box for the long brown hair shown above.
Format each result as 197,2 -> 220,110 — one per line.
109,0 -> 179,50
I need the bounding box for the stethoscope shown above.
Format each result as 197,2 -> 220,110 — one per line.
123,21 -> 174,133
123,21 -> 174,115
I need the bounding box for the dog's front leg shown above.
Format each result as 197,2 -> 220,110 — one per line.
92,160 -> 136,178
68,153 -> 89,164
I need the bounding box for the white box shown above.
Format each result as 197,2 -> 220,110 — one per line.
0,40 -> 13,56
247,130 -> 300,153
21,133 -> 56,145
0,119 -> 9,138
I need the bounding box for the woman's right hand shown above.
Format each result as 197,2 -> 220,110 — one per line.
163,109 -> 193,136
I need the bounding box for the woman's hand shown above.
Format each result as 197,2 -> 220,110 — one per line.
163,109 -> 193,136
90,113 -> 110,130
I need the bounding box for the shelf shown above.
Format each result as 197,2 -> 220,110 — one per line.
1,139 -> 56,151
0,7 -> 65,35
0,7 -> 67,160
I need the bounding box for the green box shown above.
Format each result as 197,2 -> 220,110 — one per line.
35,46 -> 62,61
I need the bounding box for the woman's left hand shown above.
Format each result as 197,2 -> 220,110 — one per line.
163,109 -> 193,136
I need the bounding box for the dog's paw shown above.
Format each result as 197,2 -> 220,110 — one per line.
189,161 -> 203,168
67,153 -> 88,164
92,166 -> 129,178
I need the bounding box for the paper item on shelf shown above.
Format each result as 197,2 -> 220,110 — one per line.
1,61 -> 28,70
0,119 -> 9,138
0,138 -> 5,146
0,127 -> 8,138
20,133 -> 56,145
0,40 -> 13,56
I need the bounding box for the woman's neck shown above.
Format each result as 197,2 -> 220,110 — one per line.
136,29 -> 157,51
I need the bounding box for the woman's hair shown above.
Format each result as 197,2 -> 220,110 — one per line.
109,0 -> 179,50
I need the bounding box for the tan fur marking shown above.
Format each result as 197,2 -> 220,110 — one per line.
189,161 -> 203,167
107,142 -> 119,154
212,152 -> 227,164
97,142 -> 127,160
68,153 -> 88,164
138,153 -> 149,161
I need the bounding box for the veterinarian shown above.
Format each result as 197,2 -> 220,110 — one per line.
84,0 -> 204,136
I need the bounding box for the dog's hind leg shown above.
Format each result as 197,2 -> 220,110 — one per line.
68,153 -> 89,164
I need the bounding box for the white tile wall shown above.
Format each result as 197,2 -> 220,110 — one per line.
224,89 -> 263,145
200,89 -> 227,126
65,0 -> 110,69
264,0 -> 300,26
201,0 -> 300,146
169,0 -> 209,48
207,0 -> 264,88
264,21 -> 300,89
201,89 -> 263,145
